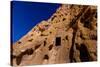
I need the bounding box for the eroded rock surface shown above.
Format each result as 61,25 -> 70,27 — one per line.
11,4 -> 97,66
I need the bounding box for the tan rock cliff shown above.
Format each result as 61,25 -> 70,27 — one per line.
11,4 -> 97,66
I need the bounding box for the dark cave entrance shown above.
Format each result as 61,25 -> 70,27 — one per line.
80,44 -> 90,62
55,37 -> 61,46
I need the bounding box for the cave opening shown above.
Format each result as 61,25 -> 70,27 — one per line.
44,55 -> 49,60
55,37 -> 61,46
80,44 -> 90,62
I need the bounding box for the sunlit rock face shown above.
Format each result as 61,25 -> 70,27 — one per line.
11,4 -> 97,66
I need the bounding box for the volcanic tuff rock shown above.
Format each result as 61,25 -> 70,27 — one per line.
11,4 -> 97,66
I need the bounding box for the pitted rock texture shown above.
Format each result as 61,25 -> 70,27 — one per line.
11,4 -> 97,66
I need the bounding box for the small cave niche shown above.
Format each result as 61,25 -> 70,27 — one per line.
96,23 -> 97,26
80,44 -> 90,62
44,41 -> 46,46
50,31 -> 52,34
49,45 -> 53,50
21,48 -> 34,56
35,44 -> 41,50
15,48 -> 34,65
16,55 -> 22,65
90,34 -> 97,40
65,36 -> 68,40
40,33 -> 48,36
44,25 -> 48,27
80,34 -> 85,40
30,34 -> 33,36
84,20 -> 92,29
43,55 -> 49,60
26,48 -> 34,55
40,34 -> 44,36
51,15 -> 57,21
95,12 -> 97,18
55,37 -> 61,46
17,41 -> 21,44
28,39 -> 33,42
63,18 -> 66,21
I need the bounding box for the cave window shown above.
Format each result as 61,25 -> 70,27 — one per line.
55,37 -> 61,46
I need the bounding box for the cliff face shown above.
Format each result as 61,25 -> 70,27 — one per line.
11,4 -> 97,66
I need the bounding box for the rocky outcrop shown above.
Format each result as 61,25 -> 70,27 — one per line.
11,4 -> 97,66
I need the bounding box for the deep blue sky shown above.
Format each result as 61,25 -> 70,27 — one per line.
11,1 -> 61,43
